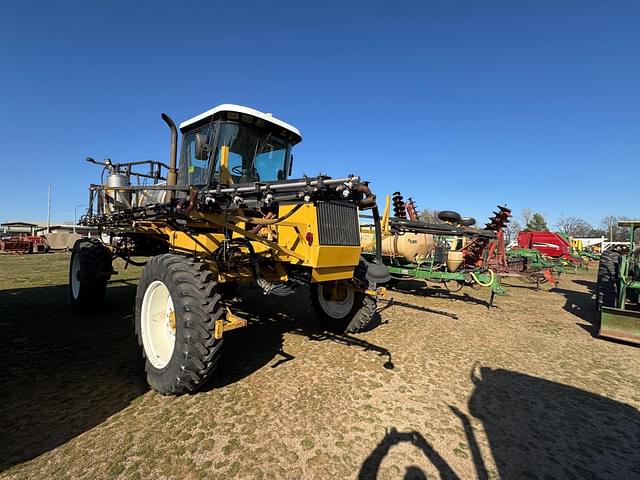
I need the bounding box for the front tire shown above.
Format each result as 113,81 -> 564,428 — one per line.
311,259 -> 377,333
135,254 -> 224,395
69,238 -> 112,311
311,282 -> 376,333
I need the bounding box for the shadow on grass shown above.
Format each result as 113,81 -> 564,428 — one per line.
206,287 -> 395,390
466,367 -> 640,479
500,280 -> 555,292
573,278 -> 597,292
359,366 -> 640,479
553,278 -> 600,333
378,297 -> 459,320
388,279 -> 492,308
358,428 -> 458,480
0,282 -> 148,472
0,282 -> 395,470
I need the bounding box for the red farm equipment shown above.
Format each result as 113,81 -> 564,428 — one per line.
0,235 -> 49,254
517,231 -> 574,260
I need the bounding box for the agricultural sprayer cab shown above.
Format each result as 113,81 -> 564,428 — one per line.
360,192 -> 511,305
596,220 -> 640,344
71,104 -> 389,395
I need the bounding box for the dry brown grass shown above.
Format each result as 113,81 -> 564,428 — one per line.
1,253 -> 638,479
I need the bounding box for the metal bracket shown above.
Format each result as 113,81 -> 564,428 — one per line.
214,308 -> 249,339
355,286 -> 387,298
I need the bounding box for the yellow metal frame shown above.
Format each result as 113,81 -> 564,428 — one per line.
214,308 -> 248,339
128,201 -> 366,339
219,145 -> 232,185
133,201 -> 360,285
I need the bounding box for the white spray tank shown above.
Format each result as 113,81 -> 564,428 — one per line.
361,231 -> 435,260
104,161 -> 131,212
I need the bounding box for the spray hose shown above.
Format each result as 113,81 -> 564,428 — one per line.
470,269 -> 495,287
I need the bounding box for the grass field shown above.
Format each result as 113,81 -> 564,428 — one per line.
0,252 -> 639,479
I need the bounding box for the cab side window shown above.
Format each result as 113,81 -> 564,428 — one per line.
178,127 -> 213,186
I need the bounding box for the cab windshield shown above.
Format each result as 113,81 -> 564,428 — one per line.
215,122 -> 291,184
179,121 -> 293,186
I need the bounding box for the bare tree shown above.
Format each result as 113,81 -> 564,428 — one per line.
556,216 -> 593,237
600,216 -> 632,242
418,209 -> 442,224
521,208 -> 533,226
505,219 -> 522,244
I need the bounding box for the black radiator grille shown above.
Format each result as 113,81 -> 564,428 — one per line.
316,201 -> 360,246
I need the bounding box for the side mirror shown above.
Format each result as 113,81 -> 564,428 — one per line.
195,133 -> 211,161
288,155 -> 294,177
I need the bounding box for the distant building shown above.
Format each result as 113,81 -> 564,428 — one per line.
1,222 -> 44,235
1,221 -> 97,237
574,236 -> 606,248
35,225 -> 97,236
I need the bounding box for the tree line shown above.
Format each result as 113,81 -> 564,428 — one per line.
418,207 -> 632,243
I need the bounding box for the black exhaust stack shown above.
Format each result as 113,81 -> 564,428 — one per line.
161,113 -> 178,199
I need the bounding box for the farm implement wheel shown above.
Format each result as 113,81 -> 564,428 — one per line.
135,254 -> 224,395
437,210 -> 462,224
69,238 -> 112,311
444,280 -> 464,293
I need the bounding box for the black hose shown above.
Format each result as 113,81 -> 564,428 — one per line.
216,238 -> 294,296
372,206 -> 383,265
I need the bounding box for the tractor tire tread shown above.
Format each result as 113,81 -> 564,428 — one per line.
135,254 -> 223,395
596,251 -> 620,310
69,238 -> 112,311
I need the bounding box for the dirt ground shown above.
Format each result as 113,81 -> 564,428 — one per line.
0,252 -> 639,480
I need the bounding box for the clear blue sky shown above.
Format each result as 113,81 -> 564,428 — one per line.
1,1 -> 638,228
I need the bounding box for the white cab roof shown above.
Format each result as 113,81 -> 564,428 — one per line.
179,104 -> 302,139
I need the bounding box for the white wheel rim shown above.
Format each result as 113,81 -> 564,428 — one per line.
317,282 -> 355,319
71,253 -> 81,299
141,280 -> 176,369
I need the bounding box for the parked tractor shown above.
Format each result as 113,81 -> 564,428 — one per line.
596,220 -> 640,344
71,104 -> 388,395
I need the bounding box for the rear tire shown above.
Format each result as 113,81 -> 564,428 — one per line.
596,251 -> 620,310
135,254 -> 224,395
69,238 -> 112,311
311,258 -> 377,333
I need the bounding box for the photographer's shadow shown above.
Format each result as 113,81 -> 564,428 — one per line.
358,428 -> 459,480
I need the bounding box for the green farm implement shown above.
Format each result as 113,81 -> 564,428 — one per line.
360,193 -> 510,306
596,220 -> 640,344
580,249 -> 601,261
506,248 -> 563,286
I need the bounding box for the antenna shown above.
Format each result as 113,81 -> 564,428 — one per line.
47,185 -> 51,234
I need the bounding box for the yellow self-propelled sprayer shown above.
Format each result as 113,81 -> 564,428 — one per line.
71,104 -> 389,395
